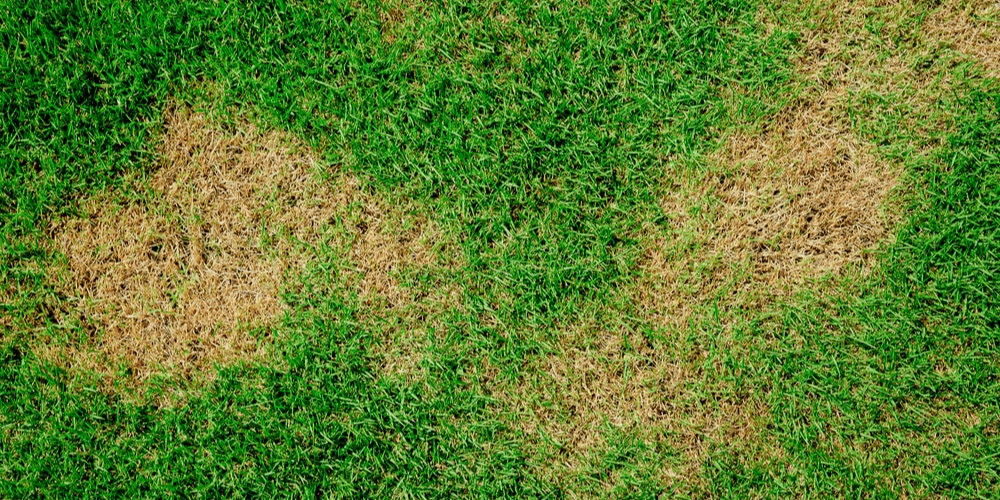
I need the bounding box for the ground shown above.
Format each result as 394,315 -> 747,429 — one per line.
2,0 -> 1000,497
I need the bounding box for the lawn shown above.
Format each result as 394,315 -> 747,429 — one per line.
2,0 -> 1000,497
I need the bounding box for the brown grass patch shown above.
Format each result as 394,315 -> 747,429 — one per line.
543,21 -> 900,475
377,0 -> 428,46
925,0 -> 1000,75
379,6 -> 408,45
46,106 -> 342,386
0,287 -> 14,331
494,309 -> 784,493
500,319 -> 775,489
636,0 -> 916,339
0,271 -> 18,331
640,89 -> 898,326
342,177 -> 448,307
44,105 -> 453,389
335,177 -> 464,382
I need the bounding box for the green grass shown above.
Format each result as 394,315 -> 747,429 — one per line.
3,0 -> 1000,497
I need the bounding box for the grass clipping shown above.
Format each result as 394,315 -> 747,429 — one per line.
47,106 -> 344,385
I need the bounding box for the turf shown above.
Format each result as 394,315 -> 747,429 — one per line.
2,0 -> 999,497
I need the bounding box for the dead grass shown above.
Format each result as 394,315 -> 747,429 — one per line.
639,0 -> 910,330
0,286 -> 14,331
0,271 -> 18,331
377,0 -> 427,46
379,6 -> 408,45
44,104 -> 455,390
45,106 -> 338,386
500,315 -> 778,491
640,88 -> 897,324
925,0 -> 1000,75
342,177 -> 447,307
335,176 -> 465,382
532,78 -> 896,493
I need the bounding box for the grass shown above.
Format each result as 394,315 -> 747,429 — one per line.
3,0 -> 1000,497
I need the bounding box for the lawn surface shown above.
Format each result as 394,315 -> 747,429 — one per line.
2,0 -> 1000,497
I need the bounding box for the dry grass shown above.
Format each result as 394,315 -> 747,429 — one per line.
501,319 -> 776,489
44,104 -> 454,390
46,106 -> 339,386
636,0 -> 915,347
925,0 -> 1000,75
0,285 -> 15,331
379,6 -> 408,45
334,176 -> 464,382
640,89 -> 898,324
342,176 -> 448,307
0,271 -> 18,331
377,0 -> 426,46
498,311 -> 783,492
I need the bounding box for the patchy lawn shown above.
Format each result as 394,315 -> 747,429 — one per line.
2,0 -> 999,497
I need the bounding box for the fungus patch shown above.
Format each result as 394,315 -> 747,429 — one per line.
640,88 -> 898,327
334,176 -> 465,383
